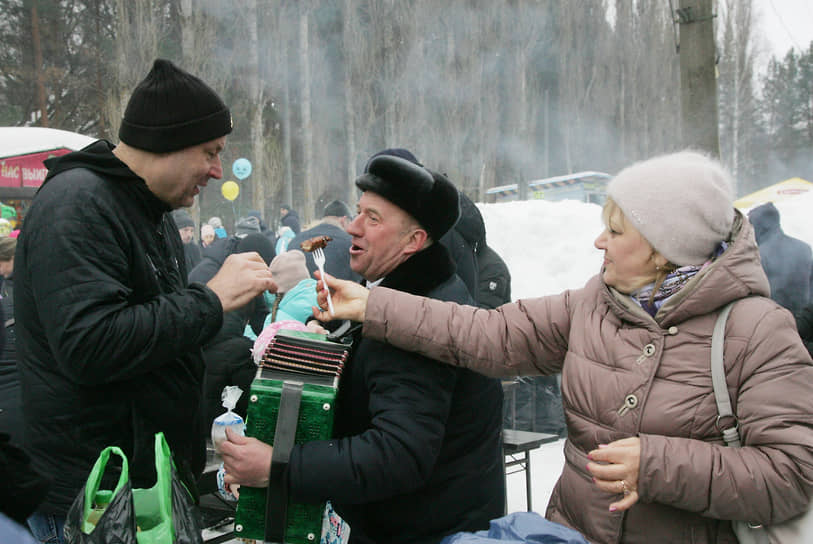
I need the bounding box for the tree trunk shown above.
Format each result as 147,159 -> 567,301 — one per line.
342,0 -> 358,204
280,42 -> 294,214
247,0 -> 265,217
678,0 -> 720,156
298,6 -> 314,222
30,1 -> 48,127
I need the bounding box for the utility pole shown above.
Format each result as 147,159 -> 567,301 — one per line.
676,0 -> 720,157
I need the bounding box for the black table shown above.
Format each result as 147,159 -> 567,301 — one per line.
502,429 -> 560,512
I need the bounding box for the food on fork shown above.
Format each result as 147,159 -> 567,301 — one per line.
300,235 -> 332,252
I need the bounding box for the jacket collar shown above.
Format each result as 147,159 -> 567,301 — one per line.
43,139 -> 171,224
379,242 -> 456,297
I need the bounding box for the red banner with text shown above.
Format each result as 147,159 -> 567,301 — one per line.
0,149 -> 72,188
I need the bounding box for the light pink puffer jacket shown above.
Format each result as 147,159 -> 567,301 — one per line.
363,213 -> 813,544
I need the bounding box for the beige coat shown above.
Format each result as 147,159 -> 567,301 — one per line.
362,213 -> 813,544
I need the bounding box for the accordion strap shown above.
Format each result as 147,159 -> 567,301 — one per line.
265,381 -> 303,543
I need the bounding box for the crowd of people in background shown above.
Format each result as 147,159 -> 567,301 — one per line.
1,56 -> 812,544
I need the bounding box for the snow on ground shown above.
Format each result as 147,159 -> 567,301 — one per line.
482,191 -> 813,514
0,127 -> 95,158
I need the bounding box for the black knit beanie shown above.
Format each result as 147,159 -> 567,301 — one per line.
171,209 -> 195,230
119,59 -> 232,153
236,233 -> 276,265
322,200 -> 352,218
356,155 -> 460,241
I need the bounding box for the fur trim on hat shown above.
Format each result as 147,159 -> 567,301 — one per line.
356,155 -> 460,241
607,151 -> 735,266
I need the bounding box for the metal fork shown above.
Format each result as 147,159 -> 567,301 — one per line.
312,247 -> 335,315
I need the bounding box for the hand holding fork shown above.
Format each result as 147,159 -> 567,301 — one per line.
312,247 -> 335,315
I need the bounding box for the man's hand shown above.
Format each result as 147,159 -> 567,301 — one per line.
207,252 -> 276,313
312,271 -> 370,323
220,427 -> 274,489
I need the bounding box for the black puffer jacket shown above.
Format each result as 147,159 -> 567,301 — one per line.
477,245 -> 511,310
15,140 -> 223,515
439,192 -> 483,300
289,243 -> 505,544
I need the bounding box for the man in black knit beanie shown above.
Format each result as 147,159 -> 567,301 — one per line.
17,59 -> 276,543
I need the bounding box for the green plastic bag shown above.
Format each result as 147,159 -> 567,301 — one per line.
64,432 -> 202,544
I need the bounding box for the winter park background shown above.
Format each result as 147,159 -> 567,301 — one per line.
478,194 -> 813,514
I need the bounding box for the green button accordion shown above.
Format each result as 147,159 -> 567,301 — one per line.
234,330 -> 351,543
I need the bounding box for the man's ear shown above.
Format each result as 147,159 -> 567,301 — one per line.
402,228 -> 429,256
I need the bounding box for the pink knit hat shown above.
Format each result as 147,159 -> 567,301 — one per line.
607,151 -> 735,266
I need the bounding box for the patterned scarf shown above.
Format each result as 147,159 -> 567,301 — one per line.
632,242 -> 728,317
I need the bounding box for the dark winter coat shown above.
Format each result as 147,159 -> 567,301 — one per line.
15,140 -> 223,515
0,431 -> 50,525
182,241 -> 202,273
281,209 -> 301,234
288,221 -> 360,282
476,245 -> 511,310
439,193 -> 484,300
0,276 -> 22,444
748,202 -> 813,315
190,235 -> 270,340
189,236 -> 238,285
289,242 -> 505,544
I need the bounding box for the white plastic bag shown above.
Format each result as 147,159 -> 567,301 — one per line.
211,385 -> 244,454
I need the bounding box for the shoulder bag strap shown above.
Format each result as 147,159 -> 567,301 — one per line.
711,301 -> 742,448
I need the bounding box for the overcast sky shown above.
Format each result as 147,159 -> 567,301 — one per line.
754,0 -> 813,58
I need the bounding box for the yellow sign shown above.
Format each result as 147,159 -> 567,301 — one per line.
734,178 -> 813,209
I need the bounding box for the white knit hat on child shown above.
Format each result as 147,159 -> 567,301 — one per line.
606,151 -> 735,266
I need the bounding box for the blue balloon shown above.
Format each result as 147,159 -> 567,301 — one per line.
232,158 -> 252,180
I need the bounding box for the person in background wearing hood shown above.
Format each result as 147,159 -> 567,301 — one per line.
15,59 -> 275,544
747,201 -> 813,316
289,199 -> 360,283
314,151 -> 813,544
279,203 -> 301,234
172,208 -> 202,272
222,154 -> 505,544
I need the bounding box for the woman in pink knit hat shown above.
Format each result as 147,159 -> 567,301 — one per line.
314,151 -> 813,544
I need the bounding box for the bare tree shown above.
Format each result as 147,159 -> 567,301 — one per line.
298,3 -> 315,222
107,0 -> 164,140
718,0 -> 760,193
